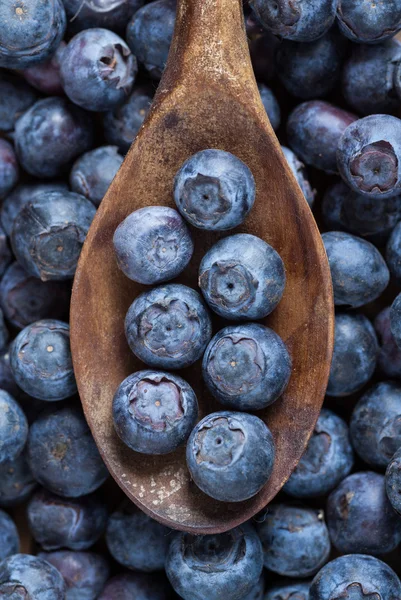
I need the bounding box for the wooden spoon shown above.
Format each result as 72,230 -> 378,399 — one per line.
70,0 -> 334,534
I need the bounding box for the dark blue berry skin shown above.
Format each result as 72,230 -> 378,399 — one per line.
327,313 -> 378,397
242,574 -> 265,600
0,227 -> 12,280
27,405 -> 109,497
0,452 -> 37,508
386,447 -> 401,514
0,72 -> 37,132
386,221 -> 401,283
202,323 -> 291,411
60,29 -> 137,112
265,580 -> 311,600
11,190 -> 96,282
337,115 -> 401,200
0,140 -> 18,200
284,408 -> 354,499
166,524 -> 263,600
327,471 -> 401,555
350,381 -> 401,469
114,207 -> 194,284
126,0 -> 176,79
256,505 -> 330,578
113,370 -> 198,455
70,146 -> 123,207
0,554 -> 66,598
0,510 -> 19,561
309,554 -> 401,600
0,311 -> 9,354
10,320 -> 76,401
103,85 -> 153,153
199,234 -> 285,321
98,572 -> 173,600
62,0 -> 144,33
258,84 -> 281,131
375,307 -> 401,380
287,101 -> 357,174
174,150 -> 256,231
106,502 -> 171,572
39,551 -> 110,600
337,0 -> 401,44
27,487 -> 108,551
342,40 -> 401,116
250,0 -> 337,42
14,97 -> 94,178
391,292 -> 401,350
0,0 -> 66,69
186,411 -> 275,502
22,41 -> 66,96
281,146 -> 315,207
322,232 -> 390,308
125,284 -> 212,370
0,390 -> 28,465
0,349 -> 20,399
246,14 -> 279,83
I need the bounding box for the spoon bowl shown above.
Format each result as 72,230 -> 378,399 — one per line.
70,0 -> 334,534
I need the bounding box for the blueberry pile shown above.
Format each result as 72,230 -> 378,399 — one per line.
1,0 -> 401,598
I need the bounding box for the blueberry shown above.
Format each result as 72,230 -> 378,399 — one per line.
125,284 -> 212,370
338,115 -> 401,199
390,293 -> 401,350
0,554 -> 66,598
241,574 -> 265,600
199,234 -> 285,321
174,150 -> 256,231
0,349 -> 20,399
258,84 -> 281,131
166,524 -> 263,600
11,190 -> 96,281
106,501 -> 171,572
14,97 -> 94,178
350,381 -> 401,468
60,29 -> 137,112
27,487 -> 108,550
0,311 -> 9,354
249,0 -> 337,42
0,0 -> 66,69
70,146 -> 123,207
0,72 -> 37,132
103,85 -> 153,153
114,207 -> 193,284
284,408 -> 354,499
98,572 -> 172,600
22,41 -> 66,96
386,221 -> 401,283
287,101 -> 357,174
246,14 -> 279,83
0,452 -> 37,508
256,505 -> 330,578
309,554 -> 401,600
0,140 -> 18,200
264,580 -> 311,600
281,146 -> 315,206
386,447 -> 401,515
39,551 -> 110,600
126,0 -> 175,79
0,227 -> 12,280
0,510 -> 19,561
375,307 -> 401,379
62,0 -> 144,33
186,411 -> 275,502
0,390 -> 28,465
27,405 -> 109,497
202,323 -> 291,411
322,232 -> 390,308
337,0 -> 401,43
113,370 -> 198,455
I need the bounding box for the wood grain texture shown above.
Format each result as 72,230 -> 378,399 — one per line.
70,0 -> 334,533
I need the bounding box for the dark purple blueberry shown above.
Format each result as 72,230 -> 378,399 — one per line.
386,447 -> 401,514
322,231 -> 389,308
11,190 -> 96,281
249,0 -> 337,42
0,72 -> 37,132
0,350 -> 20,400
186,411 -> 275,502
0,226 -> 12,280
27,405 -> 109,497
0,510 -> 19,560
103,85 -> 153,153
60,29 -> 137,112
106,502 -> 171,572
0,140 -> 18,200
22,41 -> 66,95
327,471 -> 401,555
391,292 -> 401,350
0,452 -> 37,508
284,408 -> 354,499
70,146 -> 123,207
27,487 -> 108,550
166,525 -> 263,600
202,323 -> 291,411
10,320 -> 76,401
14,97 -> 94,178
174,150 -> 256,231
0,553 -> 66,598
0,390 -> 28,464
0,0 -> 66,69
338,115 -> 401,199
125,284 -> 212,370
39,551 -> 109,600
258,84 -> 280,130
114,206 -> 193,284
287,101 -> 357,174
0,311 -> 9,354
256,505 -> 330,578
126,0 -> 176,79
309,554 -> 401,600
63,0 -> 144,33
281,146 -> 315,206
350,381 -> 401,468
199,234 -> 285,320
246,14 -> 279,82
113,370 -> 198,455
375,307 -> 401,379
265,580 -> 311,600
337,0 -> 401,43
386,221 -> 401,283
98,572 -> 173,600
